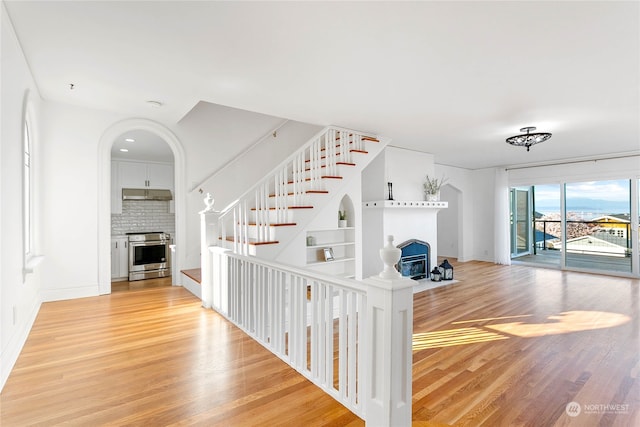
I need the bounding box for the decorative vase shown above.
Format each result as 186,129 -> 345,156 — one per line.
338,220 -> 348,228
379,235 -> 401,279
425,192 -> 439,202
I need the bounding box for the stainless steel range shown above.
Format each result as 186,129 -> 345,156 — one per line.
127,232 -> 171,281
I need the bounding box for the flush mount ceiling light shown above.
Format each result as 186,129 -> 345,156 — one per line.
119,148 -> 129,152
506,126 -> 552,152
124,138 -> 135,142
146,100 -> 163,108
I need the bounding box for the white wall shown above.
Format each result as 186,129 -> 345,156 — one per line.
182,119 -> 322,268
1,2 -> 44,389
39,101 -> 124,300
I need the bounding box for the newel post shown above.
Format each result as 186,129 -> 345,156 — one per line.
199,193 -> 220,309
363,235 -> 414,426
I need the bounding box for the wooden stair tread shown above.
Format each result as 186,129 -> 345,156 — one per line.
303,162 -> 355,171
221,236 -> 279,245
269,190 -> 329,197
306,148 -> 368,160
247,222 -> 296,227
250,206 -> 313,211
180,268 -> 202,284
287,177 -> 342,184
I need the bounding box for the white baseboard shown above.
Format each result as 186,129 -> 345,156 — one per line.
0,298 -> 41,392
41,285 -> 100,302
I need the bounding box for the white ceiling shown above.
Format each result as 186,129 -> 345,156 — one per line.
4,1 -> 639,170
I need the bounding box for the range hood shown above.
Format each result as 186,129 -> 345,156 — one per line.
122,188 -> 173,201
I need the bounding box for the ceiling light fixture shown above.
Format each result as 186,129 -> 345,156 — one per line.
506,126 -> 552,152
146,100 -> 163,107
125,138 -> 135,142
119,148 -> 129,152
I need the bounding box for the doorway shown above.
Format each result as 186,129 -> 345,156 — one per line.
98,119 -> 186,295
510,187 -> 532,258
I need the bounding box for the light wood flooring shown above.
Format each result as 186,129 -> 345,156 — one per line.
1,261 -> 638,426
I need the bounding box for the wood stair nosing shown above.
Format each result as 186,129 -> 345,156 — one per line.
250,206 -> 314,211
220,236 -> 279,246
335,134 -> 379,142
311,145 -> 369,158
246,222 -> 297,227
268,190 -> 329,197
286,176 -> 342,184
303,162 -> 355,172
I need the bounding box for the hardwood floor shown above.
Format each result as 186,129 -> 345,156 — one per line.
111,276 -> 173,292
1,262 -> 638,426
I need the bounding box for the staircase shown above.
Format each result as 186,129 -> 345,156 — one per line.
217,126 -> 388,258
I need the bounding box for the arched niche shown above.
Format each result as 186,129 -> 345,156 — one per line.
338,194 -> 355,228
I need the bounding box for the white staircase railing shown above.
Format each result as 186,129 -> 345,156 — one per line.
217,126 -> 377,255
202,242 -> 414,426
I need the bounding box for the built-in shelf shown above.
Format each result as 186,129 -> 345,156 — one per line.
306,257 -> 356,266
305,227 -> 355,278
363,200 -> 448,209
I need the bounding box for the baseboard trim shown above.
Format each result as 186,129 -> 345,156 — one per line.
0,298 -> 41,392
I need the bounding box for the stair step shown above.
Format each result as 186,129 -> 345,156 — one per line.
269,190 -> 328,197
247,222 -> 297,227
221,236 -> 279,245
287,176 -> 342,184
250,206 -> 313,211
362,136 -> 379,142
312,147 -> 369,158
304,162 -> 355,171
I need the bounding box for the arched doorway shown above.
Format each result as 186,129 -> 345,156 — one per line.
97,119 -> 186,295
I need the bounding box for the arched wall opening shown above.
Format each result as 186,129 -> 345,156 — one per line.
97,119 -> 186,295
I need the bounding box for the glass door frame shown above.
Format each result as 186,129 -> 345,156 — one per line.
510,186 -> 533,258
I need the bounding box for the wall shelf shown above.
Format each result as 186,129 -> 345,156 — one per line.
363,200 -> 448,209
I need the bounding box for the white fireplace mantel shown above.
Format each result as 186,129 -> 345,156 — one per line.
363,200 -> 448,209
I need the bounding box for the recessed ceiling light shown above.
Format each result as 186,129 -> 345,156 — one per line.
125,138 -> 135,142
119,148 -> 129,152
146,100 -> 163,107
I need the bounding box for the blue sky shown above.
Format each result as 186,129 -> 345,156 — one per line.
534,180 -> 631,203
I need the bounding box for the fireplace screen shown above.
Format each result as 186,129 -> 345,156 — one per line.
399,254 -> 427,280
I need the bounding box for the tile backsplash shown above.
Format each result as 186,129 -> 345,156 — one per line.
111,200 -> 175,236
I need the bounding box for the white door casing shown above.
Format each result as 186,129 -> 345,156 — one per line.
97,118 -> 185,295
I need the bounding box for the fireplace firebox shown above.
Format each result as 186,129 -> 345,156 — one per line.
397,239 -> 430,280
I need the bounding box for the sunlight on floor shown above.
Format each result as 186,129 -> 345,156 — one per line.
485,310 -> 631,338
412,327 -> 509,350
413,310 -> 631,350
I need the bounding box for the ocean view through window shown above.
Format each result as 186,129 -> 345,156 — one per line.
511,179 -> 636,275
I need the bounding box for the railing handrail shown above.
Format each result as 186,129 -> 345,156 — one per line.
217,125 -> 378,216
209,245 -> 369,294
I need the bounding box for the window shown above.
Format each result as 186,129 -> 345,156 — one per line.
511,179 -> 636,275
23,119 -> 31,256
564,180 -> 631,273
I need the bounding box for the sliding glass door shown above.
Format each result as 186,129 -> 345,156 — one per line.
510,179 -> 638,276
564,180 -> 631,272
